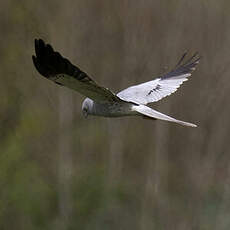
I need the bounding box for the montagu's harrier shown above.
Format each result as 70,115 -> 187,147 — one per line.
32,39 -> 200,127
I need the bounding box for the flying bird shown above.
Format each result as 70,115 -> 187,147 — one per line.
32,39 -> 200,127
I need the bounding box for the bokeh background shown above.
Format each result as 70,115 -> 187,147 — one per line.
1,0 -> 230,229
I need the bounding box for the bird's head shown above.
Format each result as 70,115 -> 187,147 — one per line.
82,98 -> 94,118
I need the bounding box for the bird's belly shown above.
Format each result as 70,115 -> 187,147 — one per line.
93,102 -> 134,117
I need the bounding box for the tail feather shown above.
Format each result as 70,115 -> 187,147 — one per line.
134,105 -> 197,127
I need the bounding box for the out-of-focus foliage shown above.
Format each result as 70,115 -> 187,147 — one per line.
1,0 -> 230,229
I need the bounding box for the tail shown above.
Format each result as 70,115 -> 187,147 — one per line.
133,105 -> 197,127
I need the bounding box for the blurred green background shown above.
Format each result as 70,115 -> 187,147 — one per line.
1,0 -> 230,229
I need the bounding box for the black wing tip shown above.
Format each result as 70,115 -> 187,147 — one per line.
32,38 -> 82,80
176,51 -> 201,69
162,51 -> 201,79
34,38 -> 45,44
34,38 -> 46,51
174,51 -> 201,70
33,38 -> 57,78
34,38 -> 52,56
182,51 -> 201,62
32,55 -> 36,66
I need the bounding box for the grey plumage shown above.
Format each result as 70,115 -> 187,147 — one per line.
32,38 -> 200,127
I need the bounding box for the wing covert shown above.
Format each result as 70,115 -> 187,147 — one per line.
117,52 -> 200,105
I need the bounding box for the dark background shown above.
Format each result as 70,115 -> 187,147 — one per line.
1,0 -> 230,229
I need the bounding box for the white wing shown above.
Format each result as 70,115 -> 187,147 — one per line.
117,53 -> 200,105
32,39 -> 122,103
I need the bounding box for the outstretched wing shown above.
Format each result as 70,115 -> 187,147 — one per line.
32,39 -> 122,103
117,52 -> 200,105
